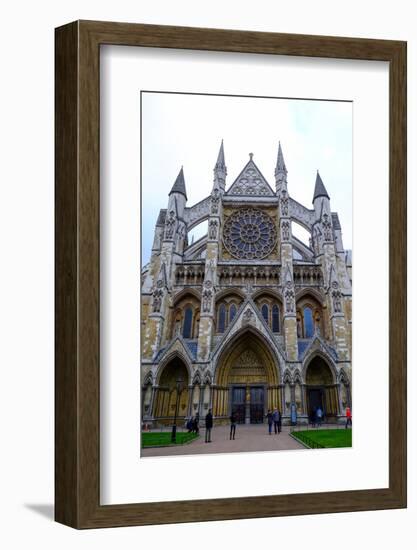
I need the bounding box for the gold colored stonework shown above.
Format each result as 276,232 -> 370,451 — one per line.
228,349 -> 267,383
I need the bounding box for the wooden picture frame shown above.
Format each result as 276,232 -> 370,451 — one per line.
55,20 -> 407,528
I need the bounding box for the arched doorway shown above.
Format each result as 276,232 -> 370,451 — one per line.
153,357 -> 190,424
305,355 -> 339,421
215,330 -> 281,424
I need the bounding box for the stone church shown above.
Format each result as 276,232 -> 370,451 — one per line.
141,141 -> 352,426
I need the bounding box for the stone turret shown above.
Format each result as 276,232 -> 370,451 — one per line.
275,142 -> 298,361
197,142 -> 225,361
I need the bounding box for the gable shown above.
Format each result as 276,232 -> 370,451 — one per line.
226,159 -> 274,197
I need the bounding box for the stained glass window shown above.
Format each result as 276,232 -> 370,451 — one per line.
182,307 -> 193,338
229,303 -> 237,323
261,304 -> 269,325
304,306 -> 314,338
218,304 -> 226,333
272,305 -> 280,333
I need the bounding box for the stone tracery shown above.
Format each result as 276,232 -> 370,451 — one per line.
223,207 -> 277,260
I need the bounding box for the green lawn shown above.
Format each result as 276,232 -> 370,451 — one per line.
292,429 -> 352,449
142,432 -> 198,448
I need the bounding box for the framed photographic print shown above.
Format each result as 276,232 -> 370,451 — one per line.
55,20 -> 406,528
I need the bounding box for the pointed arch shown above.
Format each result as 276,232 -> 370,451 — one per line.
339,368 -> 350,385
295,287 -> 325,306
192,370 -> 202,385
283,369 -> 292,384
172,287 -> 202,305
214,326 -> 282,385
142,370 -> 154,387
156,349 -> 192,385
302,350 -> 337,384
293,369 -> 302,384
215,287 -> 246,303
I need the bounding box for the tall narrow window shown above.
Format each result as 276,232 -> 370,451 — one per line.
303,306 -> 314,338
218,304 -> 226,333
194,317 -> 200,338
182,307 -> 193,338
229,303 -> 237,323
272,304 -> 280,333
261,304 -> 269,325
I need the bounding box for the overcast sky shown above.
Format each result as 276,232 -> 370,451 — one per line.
141,92 -> 352,265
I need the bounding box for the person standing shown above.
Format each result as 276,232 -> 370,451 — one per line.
316,406 -> 323,427
266,410 -> 273,435
230,411 -> 237,440
272,408 -> 280,434
205,409 -> 213,443
194,412 -> 200,434
345,406 -> 352,429
277,409 -> 282,433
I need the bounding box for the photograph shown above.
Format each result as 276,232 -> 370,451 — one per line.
140,91 -> 353,457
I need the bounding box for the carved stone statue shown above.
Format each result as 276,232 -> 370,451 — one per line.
322,213 -> 332,242
165,210 -> 176,239
209,220 -> 218,239
331,281 -> 342,313
211,188 -> 220,214
202,281 -> 213,313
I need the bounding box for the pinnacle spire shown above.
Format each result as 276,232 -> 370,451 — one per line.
275,141 -> 287,174
215,139 -> 226,169
169,166 -> 187,200
312,170 -> 330,202
275,141 -> 288,192
213,139 -> 227,192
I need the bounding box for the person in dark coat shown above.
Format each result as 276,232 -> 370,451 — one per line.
205,409 -> 213,443
272,408 -> 281,434
230,411 -> 237,440
266,410 -> 273,435
193,413 -> 200,434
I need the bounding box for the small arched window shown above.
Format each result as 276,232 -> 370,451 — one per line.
303,306 -> 314,338
229,303 -> 237,323
218,304 -> 226,333
182,307 -> 193,338
272,305 -> 280,333
261,304 -> 269,325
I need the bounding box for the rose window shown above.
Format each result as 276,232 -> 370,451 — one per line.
223,208 -> 277,260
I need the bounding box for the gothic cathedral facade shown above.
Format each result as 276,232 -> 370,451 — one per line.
141,142 -> 352,426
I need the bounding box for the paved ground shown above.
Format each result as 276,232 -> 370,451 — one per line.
141,423 -> 305,457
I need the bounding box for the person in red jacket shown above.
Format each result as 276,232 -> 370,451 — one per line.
345,406 -> 352,429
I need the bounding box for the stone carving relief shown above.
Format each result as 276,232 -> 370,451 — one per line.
280,190 -> 289,216
284,280 -> 295,313
242,308 -> 254,325
322,213 -> 333,242
281,220 -> 290,241
228,164 -> 274,196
